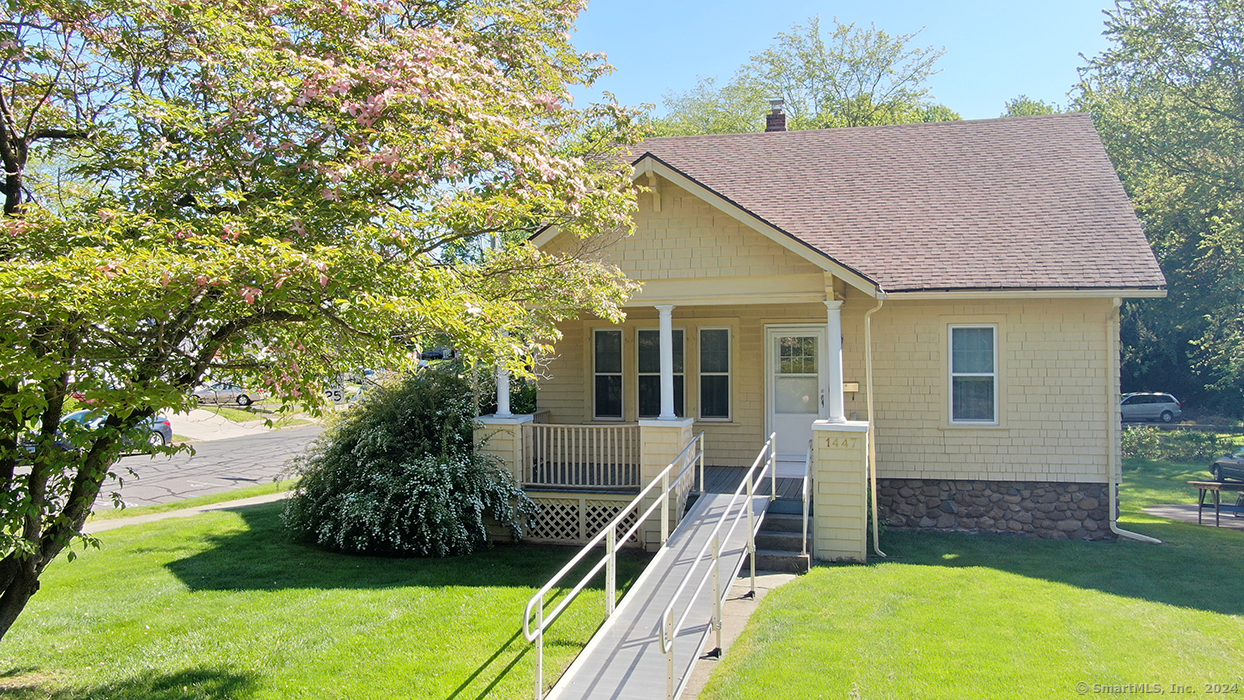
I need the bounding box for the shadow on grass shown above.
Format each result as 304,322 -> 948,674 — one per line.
0,666 -> 256,700
855,519 -> 1244,616
444,627 -> 530,700
157,501 -> 651,699
836,456 -> 1244,616
165,501 -> 649,593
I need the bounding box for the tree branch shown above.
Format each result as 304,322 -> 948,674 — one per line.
26,127 -> 91,143
173,310 -> 308,386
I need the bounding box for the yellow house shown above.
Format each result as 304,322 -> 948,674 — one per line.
480,111 -> 1165,556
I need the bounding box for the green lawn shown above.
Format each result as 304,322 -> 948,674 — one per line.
701,458 -> 1244,699
0,503 -> 649,699
195,405 -> 262,423
194,405 -> 313,430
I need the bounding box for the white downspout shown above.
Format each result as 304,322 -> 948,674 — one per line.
1106,297 -> 1162,544
865,290 -> 887,557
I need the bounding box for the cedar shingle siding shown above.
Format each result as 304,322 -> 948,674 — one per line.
628,113 -> 1165,293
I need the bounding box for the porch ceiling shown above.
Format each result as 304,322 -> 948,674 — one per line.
623,272 -> 829,307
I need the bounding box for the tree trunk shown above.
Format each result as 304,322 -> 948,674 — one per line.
2,168 -> 20,216
0,556 -> 40,641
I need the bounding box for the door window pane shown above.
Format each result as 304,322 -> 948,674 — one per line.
775,376 -> 818,414
778,336 -> 817,375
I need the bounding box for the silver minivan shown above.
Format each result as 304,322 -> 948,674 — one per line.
1120,393 -> 1182,423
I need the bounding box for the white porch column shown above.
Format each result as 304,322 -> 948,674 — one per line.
495,365 -> 512,418
656,304 -> 676,420
825,299 -> 845,422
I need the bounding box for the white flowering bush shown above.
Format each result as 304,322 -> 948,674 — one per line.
283,367 -> 534,556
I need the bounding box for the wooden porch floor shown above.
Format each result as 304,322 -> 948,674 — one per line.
696,464 -> 805,499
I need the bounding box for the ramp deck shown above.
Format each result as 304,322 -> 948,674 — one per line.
547,490 -> 771,700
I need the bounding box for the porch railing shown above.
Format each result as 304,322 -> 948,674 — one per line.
523,423 -> 641,489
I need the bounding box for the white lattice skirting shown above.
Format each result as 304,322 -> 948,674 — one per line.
524,493 -> 642,546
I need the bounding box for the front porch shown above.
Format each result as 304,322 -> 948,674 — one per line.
476,416 -> 809,548
477,300 -> 874,564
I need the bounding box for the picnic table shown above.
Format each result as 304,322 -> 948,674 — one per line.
1189,480 -> 1244,526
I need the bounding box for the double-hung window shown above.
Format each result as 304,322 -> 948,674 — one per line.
637,329 -> 684,418
949,325 -> 997,423
594,329 -> 623,419
699,328 -> 730,420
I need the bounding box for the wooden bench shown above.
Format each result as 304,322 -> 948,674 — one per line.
1188,480 -> 1244,526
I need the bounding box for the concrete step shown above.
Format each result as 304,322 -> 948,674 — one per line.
755,530 -> 805,552
743,549 -> 810,574
766,497 -> 807,516
760,512 -> 809,533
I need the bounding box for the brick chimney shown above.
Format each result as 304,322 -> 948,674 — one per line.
765,99 -> 787,132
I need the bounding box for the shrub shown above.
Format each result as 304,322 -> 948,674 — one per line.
1121,426 -> 1235,462
282,365 -> 535,556
1121,426 -> 1161,459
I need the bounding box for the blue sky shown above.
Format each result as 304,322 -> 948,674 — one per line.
571,0 -> 1118,120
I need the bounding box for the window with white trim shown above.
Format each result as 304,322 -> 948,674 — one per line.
699,328 -> 730,420
637,329 -> 684,418
594,329 -> 623,419
950,325 -> 997,423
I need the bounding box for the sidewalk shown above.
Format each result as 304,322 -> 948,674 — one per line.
86,491 -> 291,534
1144,504 -> 1244,531
681,572 -> 798,699
171,408 -> 273,442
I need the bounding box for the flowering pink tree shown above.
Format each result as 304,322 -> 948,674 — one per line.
0,0 -> 642,639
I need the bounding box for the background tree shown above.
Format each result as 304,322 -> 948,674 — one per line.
0,0 -> 642,641
1077,0 -> 1244,418
651,16 -> 959,136
1001,94 -> 1063,117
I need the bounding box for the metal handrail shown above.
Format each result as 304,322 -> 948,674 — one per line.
657,433 -> 776,700
802,439 -> 812,556
522,431 -> 705,700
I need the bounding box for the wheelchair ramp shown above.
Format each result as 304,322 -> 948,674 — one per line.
547,491 -> 771,700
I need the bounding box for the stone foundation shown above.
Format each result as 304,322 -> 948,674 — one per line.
877,479 -> 1113,541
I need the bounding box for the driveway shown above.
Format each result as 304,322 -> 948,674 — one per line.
96,425 -> 324,509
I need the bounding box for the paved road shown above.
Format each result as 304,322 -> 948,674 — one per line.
96,425 -> 324,509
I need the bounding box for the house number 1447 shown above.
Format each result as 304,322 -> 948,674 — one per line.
825,437 -> 859,449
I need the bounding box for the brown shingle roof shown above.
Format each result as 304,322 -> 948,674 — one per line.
630,113 -> 1166,292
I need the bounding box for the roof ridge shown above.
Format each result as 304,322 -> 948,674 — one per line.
639,112 -> 1090,145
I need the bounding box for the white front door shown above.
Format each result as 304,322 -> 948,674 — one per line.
765,325 -> 828,460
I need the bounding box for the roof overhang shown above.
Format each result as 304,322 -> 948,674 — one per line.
530,153 -> 881,299
884,287 -> 1167,300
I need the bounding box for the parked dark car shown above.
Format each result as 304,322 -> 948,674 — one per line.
1210,449 -> 1244,483
21,410 -> 173,460
1120,393 -> 1182,423
61,410 -> 174,448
